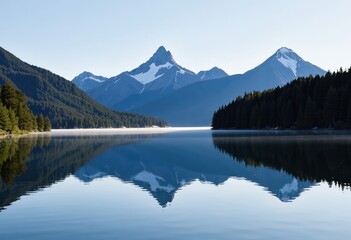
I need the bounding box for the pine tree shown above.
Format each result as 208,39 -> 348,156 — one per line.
0,83 -> 25,110
8,108 -> 19,133
296,104 -> 305,129
304,98 -> 317,129
323,87 -> 338,127
44,116 -> 51,132
0,104 -> 11,132
17,104 -> 35,131
37,114 -> 44,132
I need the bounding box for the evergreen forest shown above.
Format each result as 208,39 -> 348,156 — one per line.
212,68 -> 351,130
0,83 -> 51,134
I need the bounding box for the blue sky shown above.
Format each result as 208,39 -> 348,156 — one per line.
1,0 -> 350,79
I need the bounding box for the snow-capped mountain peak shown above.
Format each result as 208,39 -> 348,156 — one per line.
127,46 -> 196,88
275,47 -> 303,77
130,62 -> 174,84
276,47 -> 294,55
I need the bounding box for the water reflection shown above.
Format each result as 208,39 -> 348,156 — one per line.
0,134 -> 157,211
74,132 -> 314,206
212,131 -> 351,189
1,131 -> 350,211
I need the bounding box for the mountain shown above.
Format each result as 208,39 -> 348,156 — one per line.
197,67 -> 228,81
241,47 -> 326,89
73,46 -> 228,109
72,71 -> 107,91
87,73 -> 144,108
0,46 -> 166,128
130,47 -> 326,126
127,46 -> 198,91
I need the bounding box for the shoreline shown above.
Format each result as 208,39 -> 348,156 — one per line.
32,127 -> 212,136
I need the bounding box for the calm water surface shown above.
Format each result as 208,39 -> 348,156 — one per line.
0,130 -> 350,239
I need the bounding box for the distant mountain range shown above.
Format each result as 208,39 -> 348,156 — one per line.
73,46 -> 228,109
73,46 -> 326,126
0,47 -> 166,128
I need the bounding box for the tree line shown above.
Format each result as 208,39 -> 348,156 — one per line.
0,83 -> 51,134
212,68 -> 351,129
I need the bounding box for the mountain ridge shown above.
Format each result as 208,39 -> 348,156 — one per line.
129,47 -> 326,126
0,46 -> 167,128
73,46 -> 229,109
72,46 -> 325,126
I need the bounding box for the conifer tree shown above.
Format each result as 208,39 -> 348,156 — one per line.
0,104 -> 11,132
37,114 -> 44,132
44,116 -> 52,131
8,108 -> 19,133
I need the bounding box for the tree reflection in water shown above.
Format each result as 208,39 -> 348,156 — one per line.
212,132 -> 351,189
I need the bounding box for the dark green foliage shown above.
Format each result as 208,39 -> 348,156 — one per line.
0,138 -> 33,185
0,83 -> 51,133
212,135 -> 351,188
0,47 -> 167,128
8,108 -> 19,132
0,103 -> 11,131
44,116 -> 51,131
0,135 -> 150,209
37,114 -> 44,132
212,68 -> 351,129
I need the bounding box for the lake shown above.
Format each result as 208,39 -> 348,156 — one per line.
0,129 -> 350,240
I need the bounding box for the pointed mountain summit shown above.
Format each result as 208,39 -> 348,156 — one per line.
72,71 -> 108,91
238,47 -> 326,89
127,46 -> 196,89
150,46 -> 174,65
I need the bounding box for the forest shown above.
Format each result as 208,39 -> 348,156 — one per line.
212,68 -> 351,130
0,83 -> 51,134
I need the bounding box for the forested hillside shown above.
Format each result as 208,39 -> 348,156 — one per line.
212,68 -> 351,129
0,47 -> 166,128
0,83 -> 51,134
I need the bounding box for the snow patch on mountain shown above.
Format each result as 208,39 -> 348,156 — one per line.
178,69 -> 186,74
276,48 -> 298,76
82,76 -> 104,83
132,170 -> 174,192
131,62 -> 174,84
279,178 -> 299,201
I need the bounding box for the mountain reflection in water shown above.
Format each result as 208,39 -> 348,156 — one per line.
0,131 -> 350,210
0,134 -> 158,210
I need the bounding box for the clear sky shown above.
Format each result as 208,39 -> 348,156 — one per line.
1,0 -> 350,80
